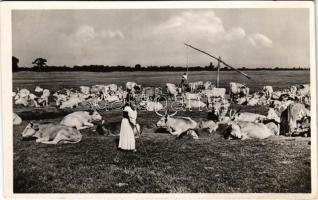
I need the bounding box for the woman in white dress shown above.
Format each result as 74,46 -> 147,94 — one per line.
118,102 -> 138,151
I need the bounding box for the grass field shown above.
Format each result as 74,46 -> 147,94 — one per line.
12,71 -> 311,193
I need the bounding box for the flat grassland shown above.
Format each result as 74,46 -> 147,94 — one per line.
12,71 -> 311,193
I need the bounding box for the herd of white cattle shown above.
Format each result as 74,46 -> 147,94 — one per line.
13,81 -> 311,144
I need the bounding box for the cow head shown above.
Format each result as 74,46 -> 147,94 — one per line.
155,110 -> 178,128
89,110 -> 102,121
267,108 -> 281,123
21,122 -> 39,138
226,122 -> 245,139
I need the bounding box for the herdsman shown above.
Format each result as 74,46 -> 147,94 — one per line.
180,72 -> 188,91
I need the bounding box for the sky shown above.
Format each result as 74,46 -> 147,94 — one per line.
12,9 -> 310,68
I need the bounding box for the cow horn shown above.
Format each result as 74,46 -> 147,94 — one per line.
155,110 -> 164,117
169,111 -> 178,117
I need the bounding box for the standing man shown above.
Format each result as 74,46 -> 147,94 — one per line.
181,72 -> 188,91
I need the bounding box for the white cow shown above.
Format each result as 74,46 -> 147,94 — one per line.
21,123 -> 82,144
38,89 -> 50,106
227,121 -> 275,140
166,83 -> 179,100
229,82 -> 249,101
184,99 -> 206,110
197,120 -> 218,133
155,110 -> 197,137
139,100 -> 163,111
80,86 -> 90,95
263,86 -> 274,99
60,110 -> 102,130
13,113 -> 22,125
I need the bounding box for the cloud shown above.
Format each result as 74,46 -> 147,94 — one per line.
154,11 -> 246,43
247,33 -> 273,48
74,25 -> 124,43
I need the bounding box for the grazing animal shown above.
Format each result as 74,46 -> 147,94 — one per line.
139,100 -> 163,111
80,86 -> 90,95
203,81 -> 214,90
234,112 -> 266,123
13,113 -> 22,125
188,81 -> 204,93
227,121 -> 275,140
35,86 -> 43,92
60,110 -> 102,130
197,120 -> 218,133
203,88 -> 226,99
126,82 -> 141,92
263,86 -> 274,99
38,89 -> 50,106
21,123 -> 82,144
53,93 -> 68,106
155,110 -> 197,137
229,82 -> 249,101
59,97 -> 82,109
184,99 -> 206,110
183,92 -> 200,100
265,122 -> 280,136
166,83 -> 179,100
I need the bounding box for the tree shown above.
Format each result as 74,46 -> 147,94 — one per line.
135,64 -> 141,70
32,58 -> 48,70
12,56 -> 19,72
208,62 -> 215,70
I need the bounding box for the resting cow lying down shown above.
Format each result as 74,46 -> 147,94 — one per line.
21,123 -> 82,144
226,121 -> 276,140
60,110 -> 102,130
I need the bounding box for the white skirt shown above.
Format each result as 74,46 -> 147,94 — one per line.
118,118 -> 135,150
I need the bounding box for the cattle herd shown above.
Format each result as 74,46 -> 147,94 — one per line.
13,80 -> 311,144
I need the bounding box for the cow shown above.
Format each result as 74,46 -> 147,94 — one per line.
234,112 -> 267,123
229,82 -> 249,101
203,81 -> 214,90
90,85 -> 106,94
197,120 -> 218,133
139,100 -> 163,111
265,122 -> 280,136
60,110 -> 102,130
38,89 -> 50,106
142,87 -> 156,100
166,83 -> 179,100
53,92 -> 68,106
126,82 -> 141,93
13,113 -> 22,125
184,99 -> 206,110
35,86 -> 43,93
188,81 -> 204,93
203,88 -> 226,99
106,84 -> 118,94
21,123 -> 82,144
80,86 -> 90,95
183,92 -> 200,100
59,97 -> 83,109
155,110 -> 197,137
226,121 -> 275,140
280,103 -> 310,136
263,86 -> 274,99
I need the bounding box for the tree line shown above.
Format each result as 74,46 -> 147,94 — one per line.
12,56 -> 310,72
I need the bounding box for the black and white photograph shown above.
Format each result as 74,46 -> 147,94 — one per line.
1,1 -> 317,198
